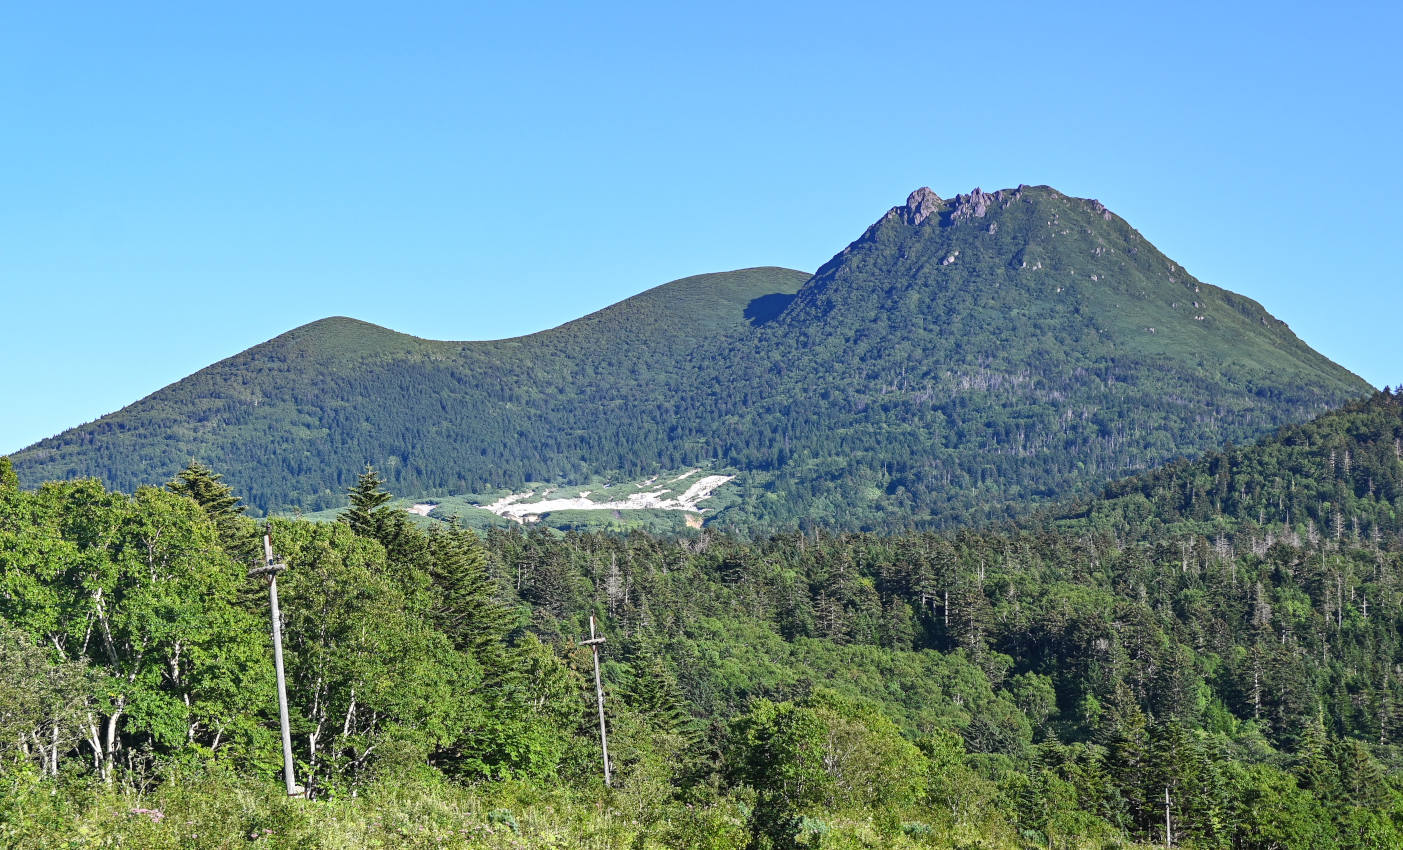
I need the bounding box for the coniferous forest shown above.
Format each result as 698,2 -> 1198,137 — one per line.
6,390 -> 1403,848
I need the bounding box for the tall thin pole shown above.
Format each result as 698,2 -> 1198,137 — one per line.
251,528 -> 299,797
1164,785 -> 1172,848
579,615 -> 611,787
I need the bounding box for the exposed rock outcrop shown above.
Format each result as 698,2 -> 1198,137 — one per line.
949,187 -> 996,222
1088,199 -> 1114,221
898,187 -> 943,225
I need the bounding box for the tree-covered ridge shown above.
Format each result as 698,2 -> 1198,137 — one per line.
1064,388 -> 1403,540
10,188 -> 1369,533
10,267 -> 809,511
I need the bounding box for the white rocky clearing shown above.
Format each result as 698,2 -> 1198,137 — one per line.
482,474 -> 734,523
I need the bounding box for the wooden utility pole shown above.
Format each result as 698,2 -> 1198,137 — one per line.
579,615 -> 611,787
249,525 -> 302,798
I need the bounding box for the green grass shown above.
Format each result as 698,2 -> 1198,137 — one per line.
1,761 -> 1169,850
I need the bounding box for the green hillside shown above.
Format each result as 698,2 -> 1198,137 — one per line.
11,267 -> 808,512
9,188 -> 1370,530
1061,386 -> 1403,540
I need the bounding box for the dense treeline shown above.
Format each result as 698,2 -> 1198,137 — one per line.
1068,387 -> 1403,542
11,188 -> 1368,533
6,394 -> 1403,848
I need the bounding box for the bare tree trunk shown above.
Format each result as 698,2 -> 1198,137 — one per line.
342,689 -> 357,739
103,697 -> 124,784
1252,667 -> 1262,719
85,714 -> 102,772
93,588 -> 119,668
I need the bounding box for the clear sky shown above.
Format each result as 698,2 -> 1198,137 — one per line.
2,1 -> 1399,455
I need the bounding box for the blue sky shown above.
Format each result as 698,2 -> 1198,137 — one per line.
2,1 -> 1400,455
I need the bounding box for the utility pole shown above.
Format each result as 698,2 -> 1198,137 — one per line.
249,525 -> 302,798
1164,785 -> 1172,847
579,615 -> 611,787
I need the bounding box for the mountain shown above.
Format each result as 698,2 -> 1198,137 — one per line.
9,186 -> 1372,530
702,186 -> 1372,529
11,266 -> 810,510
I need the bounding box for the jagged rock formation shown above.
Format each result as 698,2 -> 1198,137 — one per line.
899,186 -> 943,225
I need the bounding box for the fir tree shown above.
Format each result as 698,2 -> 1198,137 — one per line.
167,460 -> 245,518
1102,682 -> 1152,831
1294,714 -> 1340,801
341,464 -> 394,538
1333,738 -> 1389,809
623,635 -> 699,743
166,460 -> 252,552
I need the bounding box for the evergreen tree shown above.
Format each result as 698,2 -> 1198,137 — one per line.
340,464 -> 395,538
1149,722 -> 1229,847
166,460 -> 253,553
1293,714 -> 1340,801
1102,682 -> 1152,831
167,460 -> 244,518
622,635 -> 699,743
340,464 -> 424,571
428,523 -> 514,658
1333,738 -> 1389,810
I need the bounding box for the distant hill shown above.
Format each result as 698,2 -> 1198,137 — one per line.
9,186 -> 1371,531
1057,387 -> 1403,541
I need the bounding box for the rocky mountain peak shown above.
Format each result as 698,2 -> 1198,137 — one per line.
900,187 -> 943,225
949,187 -> 1000,222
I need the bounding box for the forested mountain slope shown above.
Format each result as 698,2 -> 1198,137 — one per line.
454,390 -> 1403,844
1061,387 -> 1403,540
709,186 -> 1370,529
11,267 -> 809,510
10,187 -> 1370,530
